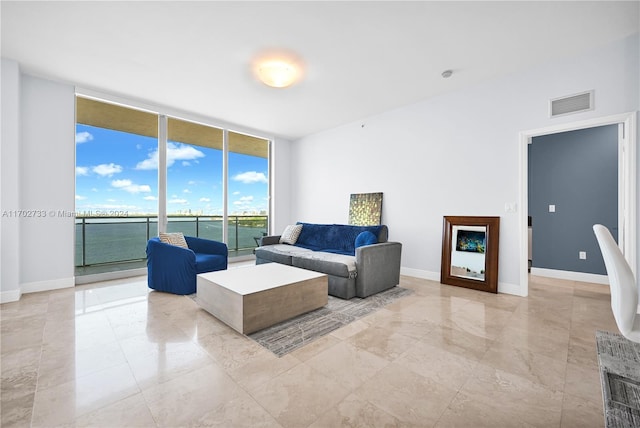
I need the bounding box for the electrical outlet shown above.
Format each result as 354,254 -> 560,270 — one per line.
549,205 -> 556,213
579,251 -> 587,260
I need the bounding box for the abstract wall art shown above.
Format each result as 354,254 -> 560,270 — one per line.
348,192 -> 383,226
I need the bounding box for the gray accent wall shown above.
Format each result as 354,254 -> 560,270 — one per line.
529,125 -> 618,275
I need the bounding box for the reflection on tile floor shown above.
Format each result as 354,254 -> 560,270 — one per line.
1,273 -> 614,427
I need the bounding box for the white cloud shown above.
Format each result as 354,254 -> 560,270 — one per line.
93,163 -> 123,177
135,152 -> 159,170
75,131 -> 94,144
111,179 -> 151,194
111,179 -> 132,188
136,142 -> 205,170
126,184 -> 151,193
199,197 -> 211,202
168,143 -> 204,165
232,191 -> 241,195
232,171 -> 267,184
182,161 -> 191,166
188,181 -> 197,185
76,166 -> 89,176
75,194 -> 87,200
183,189 -> 191,193
233,195 -> 254,206
143,196 -> 157,201
169,198 -> 188,204
91,188 -> 98,192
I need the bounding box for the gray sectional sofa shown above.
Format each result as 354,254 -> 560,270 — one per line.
255,222 -> 402,299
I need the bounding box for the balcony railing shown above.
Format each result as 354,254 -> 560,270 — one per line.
75,215 -> 268,268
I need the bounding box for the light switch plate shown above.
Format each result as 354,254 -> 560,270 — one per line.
579,251 -> 587,260
549,204 -> 556,213
504,202 -> 517,213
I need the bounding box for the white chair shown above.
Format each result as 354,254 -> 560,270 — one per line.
593,224 -> 640,343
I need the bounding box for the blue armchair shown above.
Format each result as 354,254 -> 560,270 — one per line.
146,236 -> 228,295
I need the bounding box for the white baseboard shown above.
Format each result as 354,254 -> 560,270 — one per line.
400,267 -> 440,281
21,277 -> 75,294
0,289 -> 22,303
401,267 -> 526,297
75,268 -> 146,285
530,267 -> 609,285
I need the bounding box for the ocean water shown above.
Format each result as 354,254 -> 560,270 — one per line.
75,217 -> 267,266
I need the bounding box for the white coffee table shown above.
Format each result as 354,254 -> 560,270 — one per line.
196,263 -> 328,334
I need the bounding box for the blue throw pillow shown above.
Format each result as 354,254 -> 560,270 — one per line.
355,231 -> 377,248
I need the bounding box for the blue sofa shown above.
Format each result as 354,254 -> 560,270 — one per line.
255,222 -> 402,299
146,236 -> 228,295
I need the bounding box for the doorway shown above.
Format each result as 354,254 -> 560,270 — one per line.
519,112 -> 637,296
529,125 -> 618,278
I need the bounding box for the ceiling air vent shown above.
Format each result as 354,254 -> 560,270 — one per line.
550,90 -> 594,118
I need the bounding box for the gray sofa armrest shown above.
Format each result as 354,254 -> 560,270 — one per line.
259,235 -> 281,246
355,242 -> 402,298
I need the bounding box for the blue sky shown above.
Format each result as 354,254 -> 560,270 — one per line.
75,125 -> 268,215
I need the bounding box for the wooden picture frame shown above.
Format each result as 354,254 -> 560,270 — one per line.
441,216 -> 500,293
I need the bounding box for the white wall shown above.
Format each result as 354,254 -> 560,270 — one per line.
1,58 -> 22,302
291,33 -> 640,296
0,63 -> 76,302
271,136 -> 293,235
18,74 -> 76,293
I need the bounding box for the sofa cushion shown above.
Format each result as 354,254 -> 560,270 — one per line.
255,244 -> 313,265
194,253 -> 227,274
292,251 -> 357,279
279,224 -> 303,244
295,223 -> 384,255
355,231 -> 377,248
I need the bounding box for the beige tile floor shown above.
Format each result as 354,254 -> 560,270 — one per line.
1,272 -> 615,427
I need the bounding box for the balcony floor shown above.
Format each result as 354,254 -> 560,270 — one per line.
75,249 -> 256,279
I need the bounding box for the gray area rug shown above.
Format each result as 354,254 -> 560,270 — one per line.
248,286 -> 413,357
596,330 -> 640,427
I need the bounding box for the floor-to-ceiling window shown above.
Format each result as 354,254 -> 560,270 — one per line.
228,131 -> 270,255
75,96 -> 271,276
165,117 -> 224,241
75,97 -> 159,275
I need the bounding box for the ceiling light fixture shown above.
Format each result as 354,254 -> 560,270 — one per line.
257,60 -> 299,88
